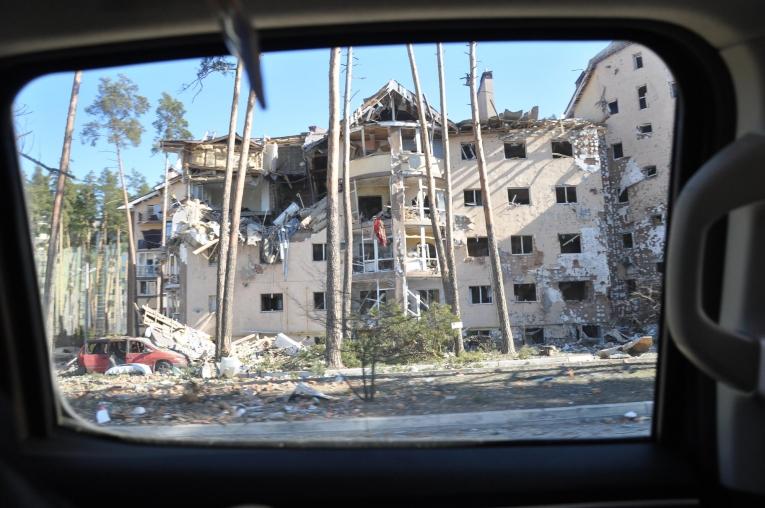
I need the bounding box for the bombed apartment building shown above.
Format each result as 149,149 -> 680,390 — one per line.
565,41 -> 675,332
450,72 -> 612,345
125,75 -> 621,347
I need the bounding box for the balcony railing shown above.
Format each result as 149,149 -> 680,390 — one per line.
136,265 -> 157,278
352,257 -> 394,274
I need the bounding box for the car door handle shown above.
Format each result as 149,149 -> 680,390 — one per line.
667,133 -> 764,394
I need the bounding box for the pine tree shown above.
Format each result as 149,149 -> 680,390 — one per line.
81,74 -> 149,335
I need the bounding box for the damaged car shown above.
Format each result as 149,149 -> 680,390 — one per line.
76,337 -> 188,374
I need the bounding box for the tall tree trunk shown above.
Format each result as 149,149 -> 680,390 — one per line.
43,70 -> 82,346
341,47 -> 354,340
437,43 -> 464,355
115,230 -> 122,333
220,88 -> 256,358
116,145 -> 138,336
468,42 -> 515,354
325,47 -> 344,369
157,154 -> 169,312
406,45 -> 453,305
215,60 -> 243,360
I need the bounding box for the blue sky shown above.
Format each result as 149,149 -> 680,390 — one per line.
14,41 -> 608,186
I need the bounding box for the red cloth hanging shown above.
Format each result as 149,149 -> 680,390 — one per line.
373,216 -> 387,247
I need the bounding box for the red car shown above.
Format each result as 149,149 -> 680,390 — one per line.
77,337 -> 188,374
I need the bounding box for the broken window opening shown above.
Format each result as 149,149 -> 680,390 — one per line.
261,293 -> 284,312
625,279 -> 637,295
359,289 -> 390,314
651,213 -> 663,226
461,142 -> 476,160
467,237 -> 489,257
551,140 -> 573,158
357,195 -> 383,222
504,142 -> 526,159
463,189 -> 483,206
633,53 -> 643,69
638,123 -> 653,135
559,281 -> 587,301
618,188 -> 629,203
312,243 -> 327,261
643,165 -> 657,178
607,100 -> 619,114
637,85 -> 648,109
612,142 -> 624,159
138,280 -> 157,296
418,289 -> 440,312
622,232 -> 634,249
581,325 -> 601,339
469,285 -> 493,304
507,187 -> 531,205
558,233 -> 582,254
656,262 -> 665,273
313,292 -> 326,310
523,327 -> 545,345
514,283 -> 537,302
510,235 -> 533,255
555,185 -> 577,204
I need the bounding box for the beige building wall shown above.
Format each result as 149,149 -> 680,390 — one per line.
568,42 -> 676,329
449,122 -> 611,340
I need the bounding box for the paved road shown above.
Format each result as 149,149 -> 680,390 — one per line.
106,400 -> 653,444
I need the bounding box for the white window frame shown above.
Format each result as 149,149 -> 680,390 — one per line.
469,285 -> 493,304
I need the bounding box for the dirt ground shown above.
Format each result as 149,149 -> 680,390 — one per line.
57,355 -> 656,427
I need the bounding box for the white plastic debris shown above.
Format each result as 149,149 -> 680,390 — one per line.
131,406 -> 147,416
200,362 -> 216,379
105,363 -> 152,376
274,333 -> 304,355
289,382 -> 336,401
218,356 -> 242,378
96,404 -> 110,424
624,411 -> 638,419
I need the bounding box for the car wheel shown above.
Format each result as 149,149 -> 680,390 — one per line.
155,360 -> 173,374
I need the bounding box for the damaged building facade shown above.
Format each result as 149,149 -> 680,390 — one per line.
565,41 -> 675,330
124,65 -> 662,347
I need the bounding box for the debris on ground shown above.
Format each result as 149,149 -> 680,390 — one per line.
218,356 -> 242,378
105,363 -> 152,376
96,404 -> 110,424
624,410 -> 638,419
274,333 -> 304,355
289,382 -> 336,401
597,336 -> 653,359
540,345 -> 558,357
142,305 -> 215,362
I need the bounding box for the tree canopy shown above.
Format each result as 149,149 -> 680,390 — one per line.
81,74 -> 149,149
152,92 -> 193,153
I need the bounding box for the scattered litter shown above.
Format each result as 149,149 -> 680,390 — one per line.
218,356 -> 242,378
105,363 -> 152,376
624,411 -> 638,419
289,382 -> 336,401
96,404 -> 110,424
131,406 -> 147,416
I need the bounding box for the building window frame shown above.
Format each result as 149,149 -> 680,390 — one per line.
261,293 -> 284,312
469,285 -> 493,304
555,185 -> 577,204
463,189 -> 483,206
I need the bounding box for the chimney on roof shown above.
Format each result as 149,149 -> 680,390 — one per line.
477,70 -> 496,123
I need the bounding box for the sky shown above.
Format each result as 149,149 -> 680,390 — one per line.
14,41 -> 608,187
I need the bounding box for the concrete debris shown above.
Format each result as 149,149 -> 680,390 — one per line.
131,406 -> 147,416
540,345 -> 559,357
597,335 -> 653,359
105,363 -> 152,376
289,382 -> 336,401
624,410 -> 638,419
142,305 -> 215,362
274,332 -> 304,355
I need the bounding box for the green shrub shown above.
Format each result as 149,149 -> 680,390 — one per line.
517,345 -> 539,360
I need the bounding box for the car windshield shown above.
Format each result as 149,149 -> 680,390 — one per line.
16,40 -> 672,443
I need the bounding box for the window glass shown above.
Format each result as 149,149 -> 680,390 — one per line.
18,40 -> 671,443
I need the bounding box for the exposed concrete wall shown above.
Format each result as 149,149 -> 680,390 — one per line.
571,42 -> 675,331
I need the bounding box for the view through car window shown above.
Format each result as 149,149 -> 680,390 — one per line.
15,40 -> 674,443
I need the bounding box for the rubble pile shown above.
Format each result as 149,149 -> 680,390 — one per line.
142,305 -> 215,362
